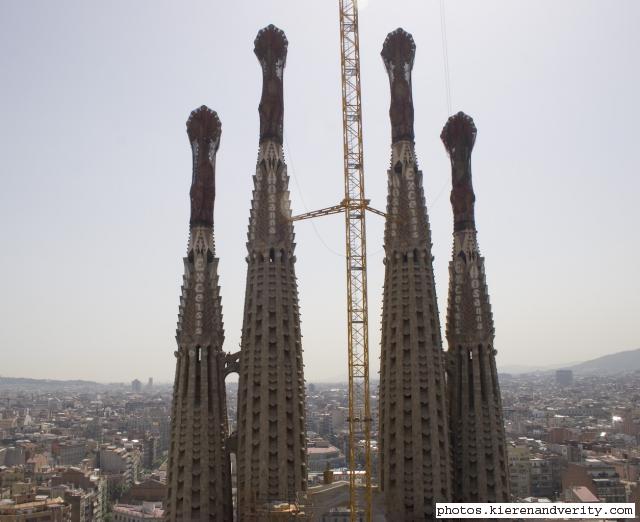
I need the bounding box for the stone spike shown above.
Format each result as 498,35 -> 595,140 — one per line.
236,26 -> 306,521
165,108 -> 233,521
378,28 -> 452,521
442,113 -> 511,502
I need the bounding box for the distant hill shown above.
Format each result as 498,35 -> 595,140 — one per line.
499,363 -> 568,374
0,376 -> 106,391
566,348 -> 640,375
499,348 -> 640,376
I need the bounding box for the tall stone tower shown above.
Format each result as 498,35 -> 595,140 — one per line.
378,28 -> 452,520
236,25 -> 307,520
442,112 -> 510,502
165,106 -> 233,521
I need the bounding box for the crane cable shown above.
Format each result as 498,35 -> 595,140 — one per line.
287,0 -> 456,241
440,0 -> 452,116
428,0 -> 453,210
284,132 -> 344,258
285,132 -> 386,258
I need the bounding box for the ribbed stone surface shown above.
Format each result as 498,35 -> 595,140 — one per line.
166,107 -> 233,521
378,27 -> 452,522
236,25 -> 307,521
442,112 -> 510,503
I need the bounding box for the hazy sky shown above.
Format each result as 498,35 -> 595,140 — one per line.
1,1 -> 638,383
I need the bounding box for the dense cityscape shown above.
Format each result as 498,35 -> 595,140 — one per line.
1,2 -> 637,521
1,368 -> 640,520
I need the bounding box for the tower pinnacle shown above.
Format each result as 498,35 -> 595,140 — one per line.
441,111 -> 477,232
254,25 -> 287,145
381,28 -> 416,143
187,105 -> 221,228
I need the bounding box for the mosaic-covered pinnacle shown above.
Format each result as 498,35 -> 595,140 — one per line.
382,28 -> 416,143
254,24 -> 288,62
440,111 -> 476,154
255,25 -> 288,145
441,111 -> 477,232
381,28 -> 416,69
186,105 -> 220,228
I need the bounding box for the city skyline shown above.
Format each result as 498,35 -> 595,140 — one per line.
1,0 -> 639,382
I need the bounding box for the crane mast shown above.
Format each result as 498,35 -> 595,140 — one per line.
291,2 -> 374,519
338,1 -> 372,520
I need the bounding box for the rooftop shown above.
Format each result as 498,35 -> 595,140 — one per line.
571,486 -> 600,503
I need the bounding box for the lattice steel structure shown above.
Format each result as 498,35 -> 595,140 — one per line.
339,1 -> 372,520
442,112 -> 510,503
166,106 -> 233,521
378,29 -> 452,521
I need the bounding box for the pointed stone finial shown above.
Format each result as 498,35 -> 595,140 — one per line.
381,28 -> 416,143
186,105 -> 221,228
254,25 -> 288,144
441,111 -> 477,232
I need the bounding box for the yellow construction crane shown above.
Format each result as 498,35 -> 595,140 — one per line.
336,1 -> 372,519
291,2 -> 375,520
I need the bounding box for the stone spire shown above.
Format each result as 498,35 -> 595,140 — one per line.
378,28 -> 452,520
165,106 -> 233,521
236,25 -> 307,521
442,112 -> 510,502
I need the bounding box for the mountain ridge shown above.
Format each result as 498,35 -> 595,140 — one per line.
499,347 -> 640,375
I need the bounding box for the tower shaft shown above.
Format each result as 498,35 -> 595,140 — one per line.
442,112 -> 510,502
236,26 -> 306,521
378,29 -> 452,521
166,107 -> 233,521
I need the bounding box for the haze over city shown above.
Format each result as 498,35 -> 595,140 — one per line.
1,0 -> 638,383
